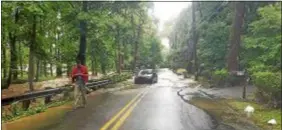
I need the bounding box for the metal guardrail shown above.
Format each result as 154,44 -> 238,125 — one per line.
1,79 -> 111,106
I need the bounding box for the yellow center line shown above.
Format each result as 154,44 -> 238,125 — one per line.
110,90 -> 148,130
100,89 -> 148,130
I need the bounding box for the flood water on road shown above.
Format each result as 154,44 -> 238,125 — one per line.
3,68 -> 219,130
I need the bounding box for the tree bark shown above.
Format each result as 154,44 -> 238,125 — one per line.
19,42 -> 23,78
100,51 -> 106,75
130,14 -> 136,70
78,1 -> 88,65
67,62 -> 71,76
56,46 -> 62,77
90,40 -> 96,76
50,44 -> 53,76
133,24 -> 142,70
35,59 -> 40,81
28,15 -> 36,91
116,26 -> 121,74
91,59 -> 95,76
227,2 -> 245,72
94,56 -> 98,76
56,24 -> 62,77
7,8 -> 19,87
190,2 -> 199,81
2,39 -> 7,78
43,60 -> 47,77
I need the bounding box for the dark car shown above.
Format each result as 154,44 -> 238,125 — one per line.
134,69 -> 158,84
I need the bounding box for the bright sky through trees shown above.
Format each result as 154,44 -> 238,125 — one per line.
153,2 -> 191,48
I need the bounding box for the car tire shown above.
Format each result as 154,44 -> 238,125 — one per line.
150,79 -> 154,84
134,78 -> 138,84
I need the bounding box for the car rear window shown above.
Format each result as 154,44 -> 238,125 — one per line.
140,70 -> 152,75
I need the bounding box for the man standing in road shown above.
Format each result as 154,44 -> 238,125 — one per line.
71,58 -> 89,109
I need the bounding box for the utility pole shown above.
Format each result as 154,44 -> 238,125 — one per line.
191,2 -> 199,81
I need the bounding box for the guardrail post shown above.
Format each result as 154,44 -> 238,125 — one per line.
44,87 -> 53,104
63,86 -> 72,100
22,91 -> 31,110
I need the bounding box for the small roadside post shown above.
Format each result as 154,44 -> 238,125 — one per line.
232,70 -> 248,99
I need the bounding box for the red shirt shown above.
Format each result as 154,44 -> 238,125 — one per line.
71,65 -> 89,83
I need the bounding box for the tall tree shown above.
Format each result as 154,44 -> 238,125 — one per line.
191,2 -> 199,80
7,7 -> 20,87
227,2 -> 245,72
78,1 -> 88,65
28,14 -> 36,91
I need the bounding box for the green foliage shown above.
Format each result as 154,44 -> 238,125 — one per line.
241,3 -> 281,107
243,3 -> 281,72
252,72 -> 281,92
211,69 -> 228,86
252,71 -> 281,107
2,1 -> 162,85
102,72 -> 132,83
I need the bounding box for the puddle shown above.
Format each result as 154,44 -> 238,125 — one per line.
2,104 -> 72,130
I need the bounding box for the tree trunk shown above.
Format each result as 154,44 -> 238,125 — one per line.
133,25 -> 142,70
100,51 -> 106,75
35,59 -> 40,82
94,56 -> 98,76
90,41 -> 96,76
121,52 -> 124,70
43,60 -> 47,77
7,33 -> 17,87
10,33 -> 18,80
2,41 -> 7,78
130,14 -> 136,70
118,44 -> 122,73
91,59 -> 95,76
28,15 -> 36,91
11,8 -> 19,81
116,27 -> 121,74
191,2 -> 199,81
67,63 -> 71,76
78,1 -> 88,65
114,43 -> 118,73
56,47 -> 62,77
7,9 -> 19,87
50,44 -> 53,76
227,2 -> 245,72
56,24 -> 62,77
19,42 -> 23,78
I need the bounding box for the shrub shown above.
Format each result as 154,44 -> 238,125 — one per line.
103,72 -> 132,83
201,70 -> 212,79
211,69 -> 228,86
252,71 -> 281,108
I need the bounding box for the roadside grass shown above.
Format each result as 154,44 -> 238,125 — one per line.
2,99 -> 71,123
189,97 -> 263,130
190,97 -> 281,130
227,100 -> 281,130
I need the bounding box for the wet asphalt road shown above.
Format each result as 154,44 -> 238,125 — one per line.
46,69 -> 216,130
